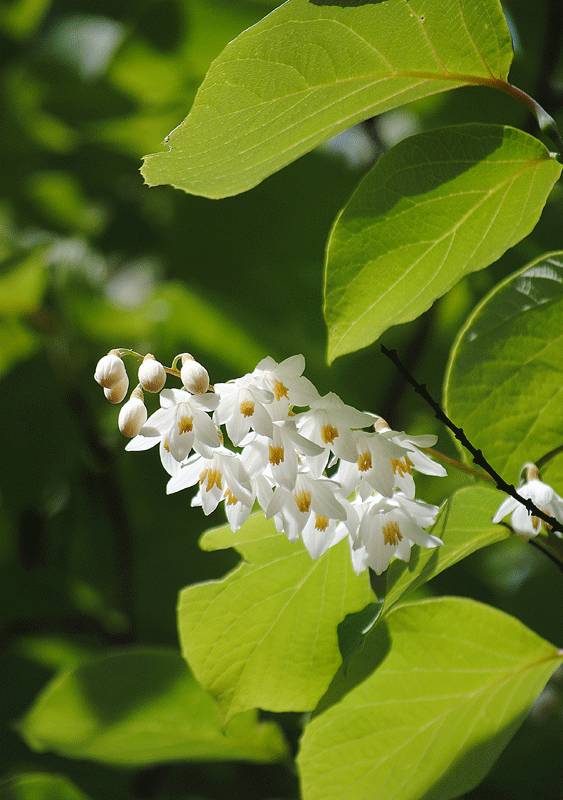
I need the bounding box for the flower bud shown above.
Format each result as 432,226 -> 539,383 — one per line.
138,354 -> 166,393
95,352 -> 126,389
118,387 -> 148,437
181,355 -> 209,394
104,373 -> 129,403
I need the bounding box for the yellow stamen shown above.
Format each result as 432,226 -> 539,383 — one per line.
315,515 -> 329,532
357,451 -> 372,472
321,424 -> 339,445
163,437 -> 170,453
200,468 -> 222,492
224,488 -> 238,506
240,400 -> 255,417
391,455 -> 414,478
273,379 -> 289,401
269,445 -> 285,465
294,490 -> 312,513
382,520 -> 403,546
178,416 -> 193,435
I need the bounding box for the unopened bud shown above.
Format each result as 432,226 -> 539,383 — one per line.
95,352 -> 126,388
104,373 -> 129,403
181,355 -> 209,394
138,354 -> 166,393
118,387 -> 148,437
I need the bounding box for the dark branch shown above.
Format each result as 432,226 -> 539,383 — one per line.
380,344 -> 563,539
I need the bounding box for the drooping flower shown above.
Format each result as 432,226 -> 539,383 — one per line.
295,393 -> 375,476
373,417 -> 447,499
333,429 -> 408,499
167,446 -> 254,521
341,492 -> 442,575
492,464 -> 563,536
252,354 -> 319,420
240,420 -> 324,491
180,355 -> 210,394
265,468 -> 347,551
95,351 -> 126,389
138,354 -> 166,393
118,387 -> 148,437
126,387 -> 220,472
213,374 -> 274,445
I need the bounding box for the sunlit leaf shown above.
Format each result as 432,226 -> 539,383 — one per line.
178,513 -> 372,723
299,597 -> 562,800
445,252 -> 563,481
325,125 -> 561,361
142,0 -> 513,198
18,648 -> 288,765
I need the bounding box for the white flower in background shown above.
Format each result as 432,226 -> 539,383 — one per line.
252,354 -> 319,420
295,393 -> 375,476
126,388 -> 220,471
492,464 -> 563,536
213,374 -> 274,444
342,493 -> 442,575
374,417 -> 447,499
334,429 -> 408,499
167,445 -> 253,518
118,387 -> 147,437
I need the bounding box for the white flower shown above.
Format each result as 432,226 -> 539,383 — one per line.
342,493 -> 442,575
180,356 -> 210,394
118,387 -> 147,437
374,419 -> 447,498
265,469 -> 347,551
167,446 -> 253,522
95,352 -> 126,388
295,393 -> 374,476
492,468 -> 563,536
213,374 -> 274,445
138,355 -> 166,393
104,372 -> 129,404
241,420 -> 324,491
252,354 -> 319,420
333,430 -> 408,499
126,388 -> 220,473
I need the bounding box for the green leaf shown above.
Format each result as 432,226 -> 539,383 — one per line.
17,648 -> 288,765
445,252 -> 563,480
325,125 -> 561,361
298,597 -> 562,800
178,513 -> 373,723
141,0 -> 513,198
382,484 -> 508,612
0,774 -> 93,800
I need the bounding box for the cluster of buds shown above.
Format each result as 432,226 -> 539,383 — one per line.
95,350 -> 448,574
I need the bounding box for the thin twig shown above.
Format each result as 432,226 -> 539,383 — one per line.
380,344 -> 563,539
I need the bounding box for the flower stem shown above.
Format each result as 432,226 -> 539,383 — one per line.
422,447 -> 495,484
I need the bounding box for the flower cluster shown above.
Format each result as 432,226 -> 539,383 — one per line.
95,350 -> 447,574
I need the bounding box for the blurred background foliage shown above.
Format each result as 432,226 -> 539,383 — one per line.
1,0 -> 563,798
